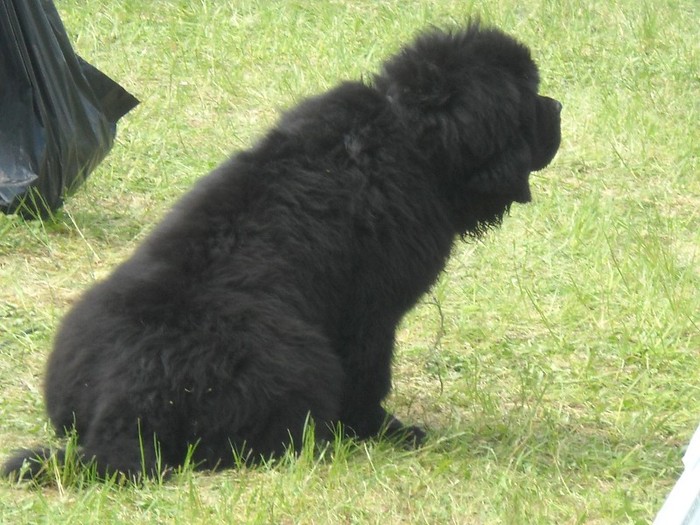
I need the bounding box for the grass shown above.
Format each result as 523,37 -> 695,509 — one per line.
1,0 -> 698,522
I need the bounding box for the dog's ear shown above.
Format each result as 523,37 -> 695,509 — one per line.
374,32 -> 463,112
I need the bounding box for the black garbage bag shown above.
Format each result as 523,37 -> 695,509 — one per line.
0,0 -> 138,218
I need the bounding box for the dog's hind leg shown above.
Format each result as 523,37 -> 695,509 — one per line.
178,312 -> 346,468
245,395 -> 339,460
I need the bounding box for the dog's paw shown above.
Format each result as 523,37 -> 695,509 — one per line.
394,425 -> 427,449
383,417 -> 427,449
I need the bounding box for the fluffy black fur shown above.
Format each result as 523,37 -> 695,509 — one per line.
3,22 -> 561,480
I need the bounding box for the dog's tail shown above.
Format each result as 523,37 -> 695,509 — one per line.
2,446 -> 65,481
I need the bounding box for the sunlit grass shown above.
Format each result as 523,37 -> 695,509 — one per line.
1,0 -> 698,523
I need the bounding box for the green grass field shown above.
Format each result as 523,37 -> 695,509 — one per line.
1,0 -> 698,523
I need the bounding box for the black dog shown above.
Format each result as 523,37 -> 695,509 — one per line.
4,22 -> 561,480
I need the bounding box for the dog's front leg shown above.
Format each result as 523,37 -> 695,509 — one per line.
336,322 -> 426,448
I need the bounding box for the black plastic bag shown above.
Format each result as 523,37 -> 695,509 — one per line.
0,0 -> 138,218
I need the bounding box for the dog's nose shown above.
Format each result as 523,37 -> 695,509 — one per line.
542,95 -> 563,113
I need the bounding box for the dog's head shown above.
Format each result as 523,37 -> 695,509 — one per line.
374,22 -> 561,233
